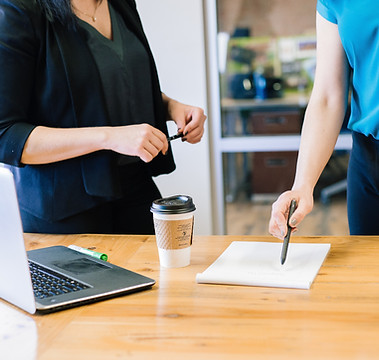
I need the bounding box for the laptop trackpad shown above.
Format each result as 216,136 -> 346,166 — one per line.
52,258 -> 110,275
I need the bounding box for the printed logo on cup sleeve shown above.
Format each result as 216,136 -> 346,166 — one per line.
154,218 -> 194,250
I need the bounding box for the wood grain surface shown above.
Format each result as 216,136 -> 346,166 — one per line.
8,234 -> 379,359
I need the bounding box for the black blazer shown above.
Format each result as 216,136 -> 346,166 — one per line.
0,0 -> 176,221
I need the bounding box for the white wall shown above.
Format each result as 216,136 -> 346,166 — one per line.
135,0 -> 213,234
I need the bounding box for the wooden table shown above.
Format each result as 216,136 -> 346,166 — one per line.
3,234 -> 379,359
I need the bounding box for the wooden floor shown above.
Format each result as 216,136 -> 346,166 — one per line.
226,197 -> 349,236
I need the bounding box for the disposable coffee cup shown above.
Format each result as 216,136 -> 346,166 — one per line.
150,195 -> 196,268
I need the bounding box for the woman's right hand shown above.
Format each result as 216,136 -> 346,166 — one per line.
104,123 -> 169,163
268,189 -> 314,240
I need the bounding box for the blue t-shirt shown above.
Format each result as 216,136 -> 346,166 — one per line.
317,0 -> 379,139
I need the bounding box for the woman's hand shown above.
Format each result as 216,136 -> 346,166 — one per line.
104,123 -> 168,163
163,95 -> 206,144
268,189 -> 314,240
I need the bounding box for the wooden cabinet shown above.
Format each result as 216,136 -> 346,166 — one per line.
251,151 -> 297,194
248,110 -> 302,135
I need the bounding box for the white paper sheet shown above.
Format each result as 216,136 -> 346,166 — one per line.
0,302 -> 38,360
196,241 -> 331,289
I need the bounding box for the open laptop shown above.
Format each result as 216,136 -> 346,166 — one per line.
0,167 -> 155,314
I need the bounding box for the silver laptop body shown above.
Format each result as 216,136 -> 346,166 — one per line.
0,167 -> 155,314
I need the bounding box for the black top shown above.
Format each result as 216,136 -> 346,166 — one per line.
77,4 -> 155,128
77,4 -> 155,165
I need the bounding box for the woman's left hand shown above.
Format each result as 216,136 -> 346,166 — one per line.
165,96 -> 207,144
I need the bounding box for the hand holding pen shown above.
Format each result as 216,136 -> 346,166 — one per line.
269,188 -> 313,240
163,94 -> 206,144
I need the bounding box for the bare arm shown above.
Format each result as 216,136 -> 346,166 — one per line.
269,13 -> 351,239
21,124 -> 169,165
21,93 -> 207,165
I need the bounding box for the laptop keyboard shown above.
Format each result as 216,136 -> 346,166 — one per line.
28,261 -> 89,299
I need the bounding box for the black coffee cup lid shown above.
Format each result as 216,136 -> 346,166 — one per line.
150,195 -> 196,214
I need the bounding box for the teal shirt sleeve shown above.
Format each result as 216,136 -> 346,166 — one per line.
317,0 -> 337,24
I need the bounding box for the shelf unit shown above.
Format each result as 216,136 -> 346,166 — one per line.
204,0 -> 352,234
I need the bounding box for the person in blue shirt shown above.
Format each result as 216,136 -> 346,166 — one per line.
269,0 -> 379,238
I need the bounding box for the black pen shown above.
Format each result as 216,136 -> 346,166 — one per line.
167,133 -> 184,142
281,199 -> 297,265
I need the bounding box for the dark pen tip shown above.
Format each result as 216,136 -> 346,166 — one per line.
167,132 -> 184,142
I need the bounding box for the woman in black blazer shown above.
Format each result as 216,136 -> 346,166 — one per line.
0,0 -> 206,234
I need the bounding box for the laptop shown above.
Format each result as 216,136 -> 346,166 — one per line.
0,167 -> 155,314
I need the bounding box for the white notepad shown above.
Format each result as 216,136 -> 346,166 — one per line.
196,241 -> 331,289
